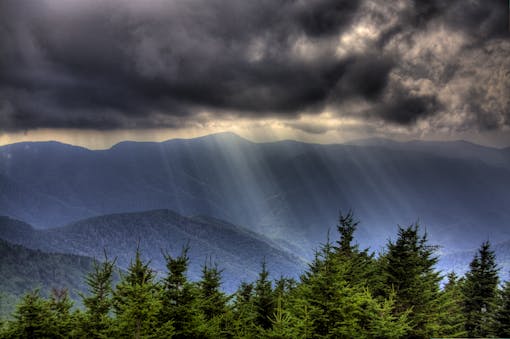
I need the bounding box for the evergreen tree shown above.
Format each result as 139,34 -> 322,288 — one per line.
382,224 -> 441,338
231,282 -> 258,337
112,248 -> 163,338
198,261 -> 228,320
196,261 -> 230,337
495,278 -> 510,337
437,272 -> 467,338
333,211 -> 378,288
265,295 -> 299,338
80,255 -> 116,338
462,241 -> 499,337
291,239 -> 409,338
48,288 -> 74,338
159,245 -> 197,338
253,261 -> 275,330
4,290 -> 54,338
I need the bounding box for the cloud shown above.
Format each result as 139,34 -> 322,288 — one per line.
0,0 -> 508,134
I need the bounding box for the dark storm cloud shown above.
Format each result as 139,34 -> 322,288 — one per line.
0,0 -> 508,132
332,55 -> 394,101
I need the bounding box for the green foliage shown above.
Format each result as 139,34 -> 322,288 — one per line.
253,261 -> 275,330
3,211 -> 510,338
159,245 -> 198,338
381,224 -> 441,338
3,289 -> 70,339
79,254 -> 116,338
291,240 -> 409,338
437,272 -> 467,338
112,248 -> 163,338
495,279 -> 510,337
462,241 -> 499,337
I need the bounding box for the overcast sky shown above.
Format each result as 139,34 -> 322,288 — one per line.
0,0 -> 509,148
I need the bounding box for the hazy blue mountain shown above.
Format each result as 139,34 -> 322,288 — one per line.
1,133 -> 510,254
0,238 -> 97,317
0,211 -> 304,292
347,138 -> 510,169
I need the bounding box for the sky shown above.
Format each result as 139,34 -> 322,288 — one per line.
0,0 -> 509,149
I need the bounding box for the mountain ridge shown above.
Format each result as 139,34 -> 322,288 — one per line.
1,133 -> 509,254
0,210 -> 304,293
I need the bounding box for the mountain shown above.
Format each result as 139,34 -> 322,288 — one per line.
1,133 -> 510,254
0,210 -> 304,293
0,238 -> 97,317
348,138 -> 510,169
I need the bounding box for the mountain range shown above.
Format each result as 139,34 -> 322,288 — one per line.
0,210 -> 304,293
1,132 -> 510,295
1,133 -> 509,255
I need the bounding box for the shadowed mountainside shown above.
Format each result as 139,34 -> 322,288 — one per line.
1,133 -> 509,254
0,210 -> 304,293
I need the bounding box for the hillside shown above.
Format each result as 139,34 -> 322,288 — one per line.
0,210 -> 304,292
0,239 -> 96,317
1,133 -> 510,253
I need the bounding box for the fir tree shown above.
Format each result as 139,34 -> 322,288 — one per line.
159,245 -> 197,338
382,224 -> 441,338
231,282 -> 258,337
5,290 -> 54,338
48,288 -> 74,338
292,239 -> 409,338
80,255 -> 116,338
253,261 -> 275,330
437,272 -> 467,338
495,278 -> 510,337
333,211 -> 378,287
112,248 -> 163,338
196,261 -> 231,337
198,261 -> 228,320
336,210 -> 358,256
462,241 -> 499,337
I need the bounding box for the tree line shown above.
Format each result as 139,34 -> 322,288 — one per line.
1,211 -> 510,338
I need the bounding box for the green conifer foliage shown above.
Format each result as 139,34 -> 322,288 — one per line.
437,272 -> 467,338
48,288 -> 74,338
113,248 -> 163,338
80,256 -> 116,338
495,279 -> 510,337
253,261 -> 275,330
5,290 -> 55,338
462,241 -> 499,337
382,224 -> 441,339
159,245 -> 197,338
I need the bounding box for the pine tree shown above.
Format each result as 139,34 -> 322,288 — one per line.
159,245 -> 197,338
291,239 -> 409,338
48,288 -> 74,338
495,279 -> 510,337
198,261 -> 228,320
462,241 -> 499,337
265,295 -> 299,338
5,290 -> 54,338
112,248 -> 163,338
231,282 -> 258,337
196,261 -> 230,337
333,211 -> 378,287
80,255 -> 116,338
437,272 -> 467,338
382,224 -> 441,338
253,261 -> 275,330
336,210 -> 358,256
